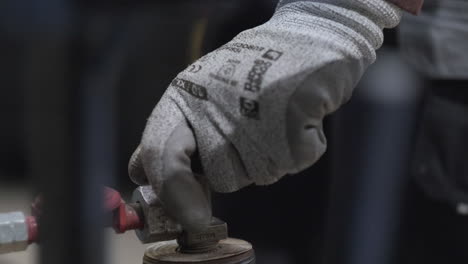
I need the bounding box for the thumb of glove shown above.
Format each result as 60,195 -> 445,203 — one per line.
129,95 -> 212,233
129,145 -> 148,185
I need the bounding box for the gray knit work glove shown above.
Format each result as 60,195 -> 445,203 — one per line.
129,0 -> 402,232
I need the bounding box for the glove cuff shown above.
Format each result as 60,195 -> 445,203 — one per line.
275,0 -> 402,61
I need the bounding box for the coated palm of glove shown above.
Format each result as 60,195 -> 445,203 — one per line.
129,0 -> 401,232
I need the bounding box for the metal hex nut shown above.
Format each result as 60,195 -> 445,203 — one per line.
132,186 -> 182,244
0,212 -> 29,254
177,218 -> 228,253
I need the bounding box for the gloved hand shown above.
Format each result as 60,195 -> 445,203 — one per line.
129,0 -> 402,232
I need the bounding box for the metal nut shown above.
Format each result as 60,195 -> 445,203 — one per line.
132,186 -> 182,244
0,212 -> 29,254
177,218 -> 228,253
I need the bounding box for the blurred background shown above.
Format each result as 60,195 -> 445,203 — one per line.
1,0 -> 467,264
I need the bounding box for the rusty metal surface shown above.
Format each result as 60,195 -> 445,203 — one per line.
143,238 -> 254,264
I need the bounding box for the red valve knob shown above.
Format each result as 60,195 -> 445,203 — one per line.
113,203 -> 143,234
26,216 -> 38,244
105,187 -> 144,233
26,187 -> 143,243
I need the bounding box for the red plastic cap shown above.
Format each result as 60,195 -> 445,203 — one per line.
26,216 -> 38,244
113,203 -> 143,234
104,187 -> 123,212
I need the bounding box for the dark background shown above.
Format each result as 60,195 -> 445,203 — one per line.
0,1 -> 467,263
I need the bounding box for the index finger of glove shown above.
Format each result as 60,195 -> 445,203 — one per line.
139,95 -> 212,233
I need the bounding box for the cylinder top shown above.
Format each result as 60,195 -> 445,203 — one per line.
143,238 -> 255,264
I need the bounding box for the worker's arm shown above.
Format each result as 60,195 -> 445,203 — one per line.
130,0 -> 402,232
278,0 -> 424,14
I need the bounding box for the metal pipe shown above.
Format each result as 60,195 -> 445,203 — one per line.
23,1 -> 133,263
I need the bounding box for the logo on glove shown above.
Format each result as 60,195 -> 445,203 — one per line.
244,60 -> 272,93
262,49 -> 283,61
240,97 -> 259,119
172,78 -> 208,100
